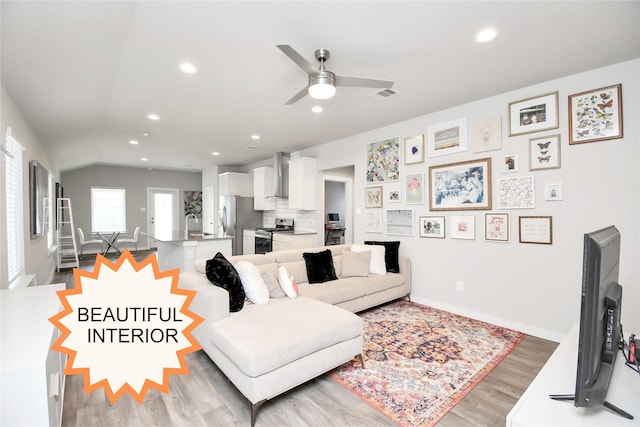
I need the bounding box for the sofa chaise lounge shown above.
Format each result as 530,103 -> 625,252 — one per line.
180,243 -> 411,425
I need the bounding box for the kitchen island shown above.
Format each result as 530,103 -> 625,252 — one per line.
142,231 -> 232,273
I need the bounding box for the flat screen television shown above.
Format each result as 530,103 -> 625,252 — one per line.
551,225 -> 632,419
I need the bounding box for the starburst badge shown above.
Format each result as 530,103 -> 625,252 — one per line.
49,250 -> 203,403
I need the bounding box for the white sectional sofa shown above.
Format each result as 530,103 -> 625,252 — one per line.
180,243 -> 411,425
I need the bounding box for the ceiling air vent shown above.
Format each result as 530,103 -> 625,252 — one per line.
370,88 -> 398,99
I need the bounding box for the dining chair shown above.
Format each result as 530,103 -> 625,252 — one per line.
77,228 -> 104,257
117,226 -> 140,253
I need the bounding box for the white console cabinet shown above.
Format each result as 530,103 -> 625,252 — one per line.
288,157 -> 317,210
507,322 -> 639,426
1,283 -> 66,427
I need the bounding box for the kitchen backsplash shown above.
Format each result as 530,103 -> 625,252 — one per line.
262,198 -> 317,233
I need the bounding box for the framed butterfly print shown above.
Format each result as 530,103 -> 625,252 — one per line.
404,134 -> 424,164
569,84 -> 623,145
529,134 -> 560,170
365,186 -> 383,208
508,92 -> 558,136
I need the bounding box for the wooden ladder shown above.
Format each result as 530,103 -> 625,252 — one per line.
56,198 -> 79,271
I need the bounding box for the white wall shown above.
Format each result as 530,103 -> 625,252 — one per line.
1,85 -> 59,287
300,59 -> 640,341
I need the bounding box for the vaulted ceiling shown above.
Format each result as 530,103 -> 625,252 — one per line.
2,1 -> 639,172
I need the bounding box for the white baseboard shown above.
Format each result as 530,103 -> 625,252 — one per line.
410,295 -> 564,343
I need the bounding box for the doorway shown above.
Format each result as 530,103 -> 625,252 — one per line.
322,166 -> 354,245
146,188 -> 179,247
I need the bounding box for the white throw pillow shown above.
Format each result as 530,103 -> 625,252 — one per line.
278,265 -> 298,298
351,244 -> 386,275
235,261 -> 269,304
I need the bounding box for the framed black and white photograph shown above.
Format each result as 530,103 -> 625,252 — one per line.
450,215 -> 475,240
387,188 -> 402,203
385,209 -> 414,236
427,117 -> 468,157
529,134 -> 561,170
404,134 -> 424,164
429,158 -> 492,211
569,84 -> 623,145
508,92 -> 559,136
419,216 -> 445,238
545,181 -> 563,201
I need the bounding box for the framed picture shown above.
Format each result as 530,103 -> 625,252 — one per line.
429,157 -> 492,211
450,215 -> 475,240
503,153 -> 518,173
366,137 -> 400,182
498,176 -> 535,209
427,117 -> 468,157
365,186 -> 383,208
472,117 -> 502,153
387,188 -> 402,203
404,172 -> 424,204
385,209 -> 414,236
365,210 -> 383,233
529,134 -> 561,170
569,84 -> 623,145
404,134 -> 424,164
508,92 -> 559,136
485,212 -> 510,242
519,216 -> 553,245
545,181 -> 563,201
419,216 -> 445,238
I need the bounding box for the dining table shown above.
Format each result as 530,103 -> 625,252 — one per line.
96,231 -> 122,256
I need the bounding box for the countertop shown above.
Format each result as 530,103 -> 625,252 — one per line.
272,230 -> 317,235
141,230 -> 232,243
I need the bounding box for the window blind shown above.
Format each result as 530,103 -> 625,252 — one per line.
5,130 -> 25,282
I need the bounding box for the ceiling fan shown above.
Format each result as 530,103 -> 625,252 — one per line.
277,45 -> 394,105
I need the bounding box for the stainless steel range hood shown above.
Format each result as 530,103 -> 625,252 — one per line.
270,152 -> 289,198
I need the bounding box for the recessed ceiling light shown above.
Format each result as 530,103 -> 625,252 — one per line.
312,106 -> 323,113
212,151 -> 220,156
179,62 -> 197,74
129,140 -> 139,145
251,134 -> 260,140
476,28 -> 498,43
147,113 -> 160,121
142,132 -> 150,137
141,157 -> 149,162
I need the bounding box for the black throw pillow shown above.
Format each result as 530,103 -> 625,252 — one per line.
303,249 -> 338,284
364,241 -> 400,273
205,252 -> 245,312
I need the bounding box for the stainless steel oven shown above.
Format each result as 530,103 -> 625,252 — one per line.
254,218 -> 294,254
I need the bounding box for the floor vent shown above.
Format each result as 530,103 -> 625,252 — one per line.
370,88 -> 398,99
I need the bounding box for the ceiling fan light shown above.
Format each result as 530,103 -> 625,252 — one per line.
308,72 -> 336,99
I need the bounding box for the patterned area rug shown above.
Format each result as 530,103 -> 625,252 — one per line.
328,300 -> 525,426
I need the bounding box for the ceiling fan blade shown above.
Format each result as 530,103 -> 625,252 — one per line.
285,86 -> 309,105
335,75 -> 394,89
277,45 -> 317,76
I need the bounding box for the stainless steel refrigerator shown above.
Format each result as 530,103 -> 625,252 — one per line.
218,195 -> 263,255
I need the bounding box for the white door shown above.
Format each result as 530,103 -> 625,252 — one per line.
202,186 -> 215,234
147,188 -> 179,246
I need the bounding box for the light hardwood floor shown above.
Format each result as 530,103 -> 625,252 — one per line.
55,254 -> 558,426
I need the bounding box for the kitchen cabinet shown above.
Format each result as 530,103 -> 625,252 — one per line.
219,172 -> 250,196
272,232 -> 317,252
253,167 -> 275,210
243,229 -> 256,255
288,157 -> 317,210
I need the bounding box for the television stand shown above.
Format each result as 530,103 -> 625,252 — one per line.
548,394 -> 633,420
507,323 -> 639,426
